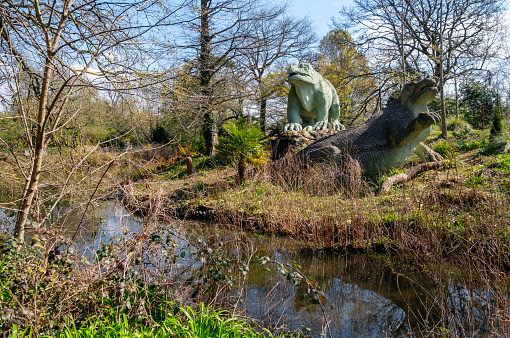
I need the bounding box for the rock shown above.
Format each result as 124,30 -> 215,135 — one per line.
270,129 -> 339,160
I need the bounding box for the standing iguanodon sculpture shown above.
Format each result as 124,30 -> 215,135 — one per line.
296,78 -> 442,175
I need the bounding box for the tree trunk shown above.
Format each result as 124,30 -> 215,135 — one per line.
13,0 -> 72,242
14,56 -> 53,242
259,98 -> 267,133
199,0 -> 216,155
238,157 -> 246,184
203,112 -> 216,155
377,161 -> 444,195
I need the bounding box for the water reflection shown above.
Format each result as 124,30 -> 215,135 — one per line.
190,225 -> 497,337
0,202 -> 502,337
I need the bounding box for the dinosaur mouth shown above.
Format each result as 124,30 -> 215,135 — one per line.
288,72 -> 308,78
415,79 -> 437,95
407,78 -> 438,106
287,72 -> 313,84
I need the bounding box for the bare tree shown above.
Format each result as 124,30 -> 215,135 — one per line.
337,0 -> 506,135
0,0 -> 184,242
178,0 -> 293,154
236,5 -> 316,132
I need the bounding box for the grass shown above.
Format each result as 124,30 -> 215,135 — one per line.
9,305 -> 283,338
3,123 -> 510,337
121,124 -> 510,267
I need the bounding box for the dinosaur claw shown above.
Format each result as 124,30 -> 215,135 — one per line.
417,112 -> 441,126
330,121 -> 345,131
313,121 -> 329,130
283,123 -> 302,131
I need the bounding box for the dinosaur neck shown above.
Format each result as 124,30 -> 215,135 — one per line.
294,83 -> 315,112
408,103 -> 428,117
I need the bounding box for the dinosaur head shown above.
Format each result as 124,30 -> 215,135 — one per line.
287,63 -> 319,86
398,78 -> 438,114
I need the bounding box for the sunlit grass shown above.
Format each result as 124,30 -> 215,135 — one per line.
10,304 -> 280,338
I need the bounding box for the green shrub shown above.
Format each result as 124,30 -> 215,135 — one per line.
485,154 -> 510,171
55,305 -> 276,338
461,81 -> 500,129
216,119 -> 267,184
481,134 -> 510,155
151,125 -> 170,144
490,105 -> 503,138
456,139 -> 487,152
432,140 -> 457,157
446,116 -> 471,133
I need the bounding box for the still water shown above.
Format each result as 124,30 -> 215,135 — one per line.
0,202 -> 499,337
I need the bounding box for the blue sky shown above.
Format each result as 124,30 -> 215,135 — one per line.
289,0 -> 354,38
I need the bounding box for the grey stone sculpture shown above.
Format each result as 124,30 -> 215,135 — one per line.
296,78 -> 442,175
283,63 -> 345,131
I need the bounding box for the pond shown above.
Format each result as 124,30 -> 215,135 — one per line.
0,202 -> 502,337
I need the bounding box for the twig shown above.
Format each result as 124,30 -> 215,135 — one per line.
71,160 -> 115,242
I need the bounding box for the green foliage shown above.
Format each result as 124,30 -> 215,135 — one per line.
461,82 -> 500,129
428,97 -> 468,118
151,124 -> 170,144
432,140 -> 457,157
485,154 -> 510,171
445,116 -> 472,133
482,135 -> 510,156
318,29 -> 377,124
0,118 -> 26,148
456,139 -> 487,152
216,119 -> 267,183
42,305 -> 275,338
8,306 -> 279,338
490,105 -> 504,137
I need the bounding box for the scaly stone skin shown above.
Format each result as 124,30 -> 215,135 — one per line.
283,63 -> 345,131
296,78 -> 440,175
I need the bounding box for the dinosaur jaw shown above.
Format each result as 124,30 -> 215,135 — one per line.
406,79 -> 438,112
287,72 -> 315,85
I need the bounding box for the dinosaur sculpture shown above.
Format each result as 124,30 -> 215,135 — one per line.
296,78 -> 442,175
283,63 -> 345,131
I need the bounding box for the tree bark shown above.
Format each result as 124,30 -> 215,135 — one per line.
13,0 -> 73,242
199,0 -> 216,155
259,98 -> 267,133
186,156 -> 195,175
238,157 -> 246,184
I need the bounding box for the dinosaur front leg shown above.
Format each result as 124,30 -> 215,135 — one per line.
392,112 -> 441,146
313,105 -> 330,130
302,116 -> 316,131
415,111 -> 441,129
283,87 -> 303,131
329,96 -> 345,130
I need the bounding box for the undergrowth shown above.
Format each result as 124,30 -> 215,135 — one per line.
10,304 -> 290,338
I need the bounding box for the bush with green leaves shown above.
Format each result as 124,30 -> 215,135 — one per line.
429,96 -> 468,118
151,124 -> 170,144
481,134 -> 510,155
461,82 -> 500,129
216,119 -> 267,183
490,105 -> 504,138
445,116 -> 471,133
432,140 -> 457,157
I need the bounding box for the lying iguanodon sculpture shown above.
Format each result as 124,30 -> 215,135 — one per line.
283,63 -> 345,131
296,78 -> 442,175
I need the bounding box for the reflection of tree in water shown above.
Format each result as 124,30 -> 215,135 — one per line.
176,224 -> 501,337
222,232 -> 496,337
56,205 -> 501,337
